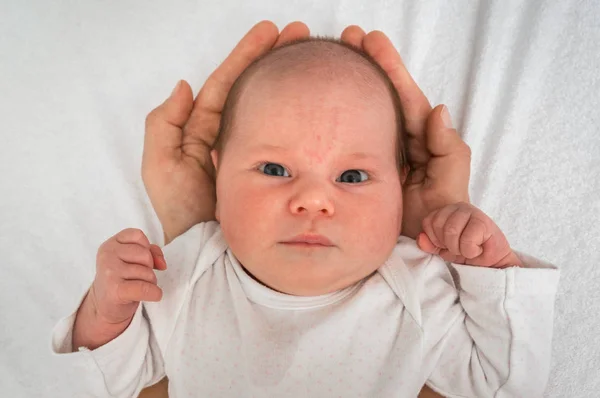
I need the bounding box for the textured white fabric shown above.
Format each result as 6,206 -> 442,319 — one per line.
51,222 -> 559,397
2,1 -> 598,397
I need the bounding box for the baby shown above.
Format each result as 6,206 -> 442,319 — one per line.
52,38 -> 560,397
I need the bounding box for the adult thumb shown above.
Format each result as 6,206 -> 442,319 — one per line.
158,80 -> 194,128
159,80 -> 194,124
144,80 -> 194,159
424,104 -> 472,203
425,104 -> 465,157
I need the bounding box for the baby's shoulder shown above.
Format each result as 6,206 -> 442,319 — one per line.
159,221 -> 228,287
381,236 -> 449,281
375,237 -> 456,322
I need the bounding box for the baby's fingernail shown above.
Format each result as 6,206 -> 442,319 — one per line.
441,105 -> 453,128
170,80 -> 182,98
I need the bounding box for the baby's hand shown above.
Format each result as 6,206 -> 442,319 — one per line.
417,203 -> 523,268
91,228 -> 167,325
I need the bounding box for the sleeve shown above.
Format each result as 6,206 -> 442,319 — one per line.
50,221 -> 222,398
418,253 -> 560,398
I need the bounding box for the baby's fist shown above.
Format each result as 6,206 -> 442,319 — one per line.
91,228 -> 168,325
417,203 -> 523,268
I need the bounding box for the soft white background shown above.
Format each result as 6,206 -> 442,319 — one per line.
1,0 -> 598,396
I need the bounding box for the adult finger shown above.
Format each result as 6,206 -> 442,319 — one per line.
117,280 -> 163,303
424,105 -> 472,203
426,105 -> 472,158
341,25 -> 366,48
194,20 -> 279,116
115,228 -> 150,249
274,21 -> 310,47
362,30 -> 432,135
143,80 -> 195,166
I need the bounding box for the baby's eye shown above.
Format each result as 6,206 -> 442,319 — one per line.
259,163 -> 290,177
337,170 -> 369,183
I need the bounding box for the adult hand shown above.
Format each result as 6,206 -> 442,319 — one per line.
341,27 -> 472,240
142,21 -> 310,245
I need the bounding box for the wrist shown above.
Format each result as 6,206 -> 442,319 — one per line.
72,288 -> 134,351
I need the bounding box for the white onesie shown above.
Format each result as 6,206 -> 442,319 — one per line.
51,221 -> 559,397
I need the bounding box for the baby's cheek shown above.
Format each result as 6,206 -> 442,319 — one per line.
362,198 -> 402,251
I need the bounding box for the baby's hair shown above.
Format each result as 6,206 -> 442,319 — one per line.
214,36 -> 409,173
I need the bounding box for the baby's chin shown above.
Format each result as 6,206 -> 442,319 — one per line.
241,255 -> 380,297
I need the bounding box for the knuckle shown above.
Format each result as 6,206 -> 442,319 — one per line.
141,282 -> 151,297
444,223 -> 460,236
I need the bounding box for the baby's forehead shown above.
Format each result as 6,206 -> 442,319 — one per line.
246,40 -> 391,94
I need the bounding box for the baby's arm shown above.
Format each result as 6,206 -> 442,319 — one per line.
51,223 -> 215,397
415,203 -> 560,397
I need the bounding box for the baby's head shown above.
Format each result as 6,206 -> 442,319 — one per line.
211,37 -> 409,296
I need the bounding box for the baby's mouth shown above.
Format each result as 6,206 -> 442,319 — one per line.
280,233 -> 335,247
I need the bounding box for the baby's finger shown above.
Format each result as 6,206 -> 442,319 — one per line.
117,243 -> 154,268
115,228 -> 150,248
459,218 -> 487,259
443,207 -> 472,256
416,232 -> 440,254
437,249 -> 467,265
149,244 -> 168,271
431,204 -> 461,248
117,280 -> 163,303
120,263 -> 158,285
421,211 -> 444,249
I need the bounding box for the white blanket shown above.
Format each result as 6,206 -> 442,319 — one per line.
1,0 -> 598,396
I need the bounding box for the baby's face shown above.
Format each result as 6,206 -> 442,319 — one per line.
212,70 -> 403,296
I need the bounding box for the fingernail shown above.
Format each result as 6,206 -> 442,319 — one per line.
170,80 -> 182,98
441,105 -> 453,128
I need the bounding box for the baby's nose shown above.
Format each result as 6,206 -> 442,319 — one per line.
288,182 -> 335,217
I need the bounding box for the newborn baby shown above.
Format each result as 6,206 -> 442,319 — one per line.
52,38 -> 560,398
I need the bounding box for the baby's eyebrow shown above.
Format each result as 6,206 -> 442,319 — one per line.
251,144 -> 380,162
252,144 -> 288,152
346,151 -> 379,161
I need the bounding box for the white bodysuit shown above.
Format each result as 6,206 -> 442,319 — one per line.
51,221 -> 560,397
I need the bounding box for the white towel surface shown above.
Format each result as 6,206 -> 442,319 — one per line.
1,0 -> 598,397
